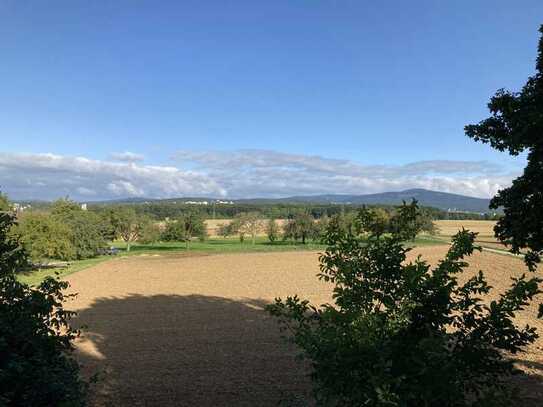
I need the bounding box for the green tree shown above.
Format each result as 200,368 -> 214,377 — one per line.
15,213 -> 76,261
0,211 -> 87,406
139,220 -> 161,244
161,219 -> 187,242
109,206 -> 145,252
283,213 -> 318,244
180,211 -> 207,248
217,222 -> 234,239
465,25 -> 543,271
161,212 -> 206,249
268,202 -> 540,406
388,200 -> 425,241
50,199 -> 106,259
266,218 -> 280,243
356,206 -> 390,237
0,192 -> 10,211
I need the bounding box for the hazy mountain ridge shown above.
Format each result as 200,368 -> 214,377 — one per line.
74,189 -> 492,213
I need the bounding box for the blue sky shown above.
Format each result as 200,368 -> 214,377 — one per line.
0,1 -> 541,200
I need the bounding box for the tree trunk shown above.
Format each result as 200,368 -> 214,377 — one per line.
126,241 -> 131,252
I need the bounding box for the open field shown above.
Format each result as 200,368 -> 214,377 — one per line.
18,235 -> 444,285
66,247 -> 543,406
434,220 -> 513,251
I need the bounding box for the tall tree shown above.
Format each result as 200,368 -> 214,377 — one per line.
465,25 -> 543,271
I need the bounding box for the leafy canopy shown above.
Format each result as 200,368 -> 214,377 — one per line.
465,25 -> 543,271
268,202 -> 540,406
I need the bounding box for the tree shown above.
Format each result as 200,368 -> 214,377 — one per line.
0,211 -> 87,405
180,211 -> 207,248
139,220 -> 161,244
230,212 -> 263,245
161,219 -> 187,242
51,199 -> 106,259
268,202 -> 541,406
161,212 -> 206,249
109,206 -> 145,252
0,192 -> 10,211
388,200 -> 425,241
283,213 -> 318,244
217,222 -> 234,239
356,206 -> 390,237
14,212 -> 76,261
465,25 -> 543,271
266,218 -> 280,243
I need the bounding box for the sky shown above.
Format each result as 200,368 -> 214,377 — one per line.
1,1 -> 542,200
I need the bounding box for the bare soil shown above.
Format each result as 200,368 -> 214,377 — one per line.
67,246 -> 543,406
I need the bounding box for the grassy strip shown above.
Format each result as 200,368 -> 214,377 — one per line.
18,235 -> 446,285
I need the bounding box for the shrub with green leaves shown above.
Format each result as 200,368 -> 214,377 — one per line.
0,211 -> 87,406
268,202 -> 540,406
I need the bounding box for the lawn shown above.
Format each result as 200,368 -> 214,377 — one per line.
18,235 -> 445,285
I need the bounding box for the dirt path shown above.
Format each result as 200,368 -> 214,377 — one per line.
66,247 -> 543,406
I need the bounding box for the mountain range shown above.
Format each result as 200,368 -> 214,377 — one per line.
86,188 -> 494,213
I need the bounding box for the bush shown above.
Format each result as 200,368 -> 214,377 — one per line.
0,212 -> 87,406
14,212 -> 76,261
268,203 -> 540,406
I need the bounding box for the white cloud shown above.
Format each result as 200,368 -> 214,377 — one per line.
0,150 -> 520,201
173,149 -> 519,199
0,152 -> 226,200
109,151 -> 145,162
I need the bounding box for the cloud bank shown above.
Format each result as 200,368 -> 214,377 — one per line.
0,150 -> 518,201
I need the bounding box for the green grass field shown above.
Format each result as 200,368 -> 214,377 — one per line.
18,235 -> 445,285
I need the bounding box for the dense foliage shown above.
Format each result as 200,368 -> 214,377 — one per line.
0,211 -> 87,406
15,212 -> 76,261
465,25 -> 543,271
161,212 -> 206,248
268,203 -> 540,406
50,199 -> 107,259
282,213 -> 321,244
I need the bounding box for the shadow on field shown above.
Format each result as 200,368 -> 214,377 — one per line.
510,358 -> 543,404
72,294 -> 312,407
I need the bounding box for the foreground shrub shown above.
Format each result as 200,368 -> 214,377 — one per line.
0,212 -> 87,406
268,203 -> 540,406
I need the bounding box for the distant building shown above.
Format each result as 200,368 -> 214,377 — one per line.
12,203 -> 32,213
81,203 -> 88,211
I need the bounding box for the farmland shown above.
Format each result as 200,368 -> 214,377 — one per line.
67,245 -> 542,406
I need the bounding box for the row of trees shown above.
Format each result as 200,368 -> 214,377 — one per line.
216,207 -> 437,245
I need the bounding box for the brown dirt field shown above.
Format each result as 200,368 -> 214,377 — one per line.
435,220 -> 497,237
67,247 -> 543,406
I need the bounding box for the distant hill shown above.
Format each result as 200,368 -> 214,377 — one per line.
236,189 -> 493,213
79,188 -> 493,213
